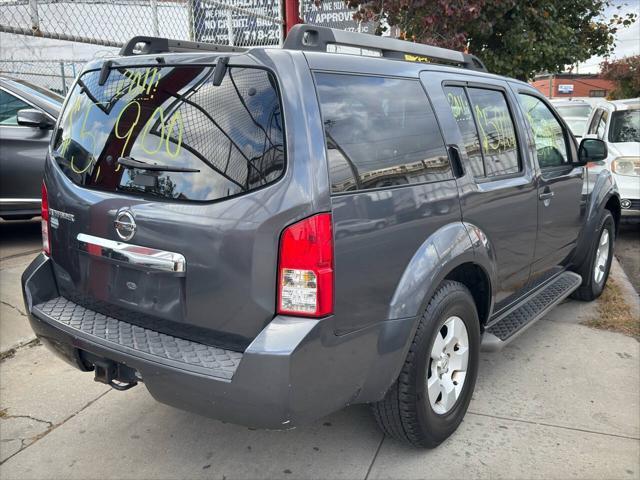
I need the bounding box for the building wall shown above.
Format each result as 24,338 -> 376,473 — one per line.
531,75 -> 615,99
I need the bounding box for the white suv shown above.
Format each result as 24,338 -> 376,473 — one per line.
585,99 -> 640,216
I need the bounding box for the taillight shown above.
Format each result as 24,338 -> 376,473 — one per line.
41,182 -> 50,255
277,213 -> 334,317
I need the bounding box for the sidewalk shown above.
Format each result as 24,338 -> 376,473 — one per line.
1,254 -> 638,479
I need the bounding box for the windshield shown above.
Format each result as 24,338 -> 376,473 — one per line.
555,104 -> 592,119
609,110 -> 640,143
52,64 -> 285,201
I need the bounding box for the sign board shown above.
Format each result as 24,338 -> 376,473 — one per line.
557,84 -> 574,94
192,0 -> 281,45
301,1 -> 377,34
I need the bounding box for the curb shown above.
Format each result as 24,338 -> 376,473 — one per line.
610,256 -> 640,321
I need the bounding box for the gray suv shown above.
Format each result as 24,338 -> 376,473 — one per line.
22,26 -> 619,448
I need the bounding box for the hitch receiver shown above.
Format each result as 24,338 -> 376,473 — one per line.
93,359 -> 138,391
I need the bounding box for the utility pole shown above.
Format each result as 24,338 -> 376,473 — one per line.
548,74 -> 553,99
284,0 -> 302,35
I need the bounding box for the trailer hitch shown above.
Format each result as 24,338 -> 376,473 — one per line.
93,359 -> 138,391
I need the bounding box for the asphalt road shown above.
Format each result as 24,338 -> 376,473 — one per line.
616,218 -> 640,294
0,220 -> 41,261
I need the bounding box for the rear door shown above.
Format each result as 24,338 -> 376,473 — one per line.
422,72 -> 538,312
514,91 -> 585,279
314,71 -> 461,333
46,57 -> 294,351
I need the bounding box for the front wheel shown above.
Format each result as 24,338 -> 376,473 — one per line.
571,210 -> 615,301
371,281 -> 480,448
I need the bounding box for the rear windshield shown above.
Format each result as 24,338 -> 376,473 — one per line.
608,110 -> 640,143
52,64 -> 285,201
555,104 -> 592,119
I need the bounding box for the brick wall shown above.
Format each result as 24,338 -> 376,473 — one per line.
531,75 -> 615,99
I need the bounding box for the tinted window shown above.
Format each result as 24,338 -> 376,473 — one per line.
466,88 -> 520,177
609,110 -> 640,143
596,110 -> 609,139
0,89 -> 30,125
587,109 -> 603,135
53,65 -> 284,202
445,86 -> 485,177
315,73 -> 451,193
518,94 -> 569,168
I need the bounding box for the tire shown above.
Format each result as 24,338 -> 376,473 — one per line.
371,281 -> 480,448
571,209 -> 615,302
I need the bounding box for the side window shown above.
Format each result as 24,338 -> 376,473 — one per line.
0,89 -> 30,126
596,110 -> 609,139
315,73 -> 452,194
588,109 -> 603,135
518,94 -> 569,169
466,88 -> 520,177
444,86 -> 485,177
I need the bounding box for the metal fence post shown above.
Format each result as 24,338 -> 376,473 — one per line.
285,0 -> 302,35
150,0 -> 159,36
226,9 -> 234,46
28,0 -> 40,35
59,61 -> 67,95
187,0 -> 195,41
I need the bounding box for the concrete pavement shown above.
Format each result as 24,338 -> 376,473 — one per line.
0,220 -> 638,479
1,310 -> 638,479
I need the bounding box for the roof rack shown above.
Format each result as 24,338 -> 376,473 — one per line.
282,24 -> 487,72
120,36 -> 247,57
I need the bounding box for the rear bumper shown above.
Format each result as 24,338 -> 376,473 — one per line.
22,254 -> 415,429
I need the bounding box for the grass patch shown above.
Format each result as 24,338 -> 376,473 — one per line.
583,278 -> 639,339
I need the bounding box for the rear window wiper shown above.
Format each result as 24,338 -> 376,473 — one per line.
117,156 -> 200,173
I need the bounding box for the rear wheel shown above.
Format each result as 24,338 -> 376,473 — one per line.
572,210 -> 614,301
371,281 -> 480,448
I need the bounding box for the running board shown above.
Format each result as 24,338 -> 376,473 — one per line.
481,271 -> 582,352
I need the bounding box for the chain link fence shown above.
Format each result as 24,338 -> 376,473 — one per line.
0,0 -> 284,48
0,0 -> 388,94
0,60 -> 86,94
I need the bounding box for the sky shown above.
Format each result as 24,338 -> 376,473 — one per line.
577,0 -> 640,73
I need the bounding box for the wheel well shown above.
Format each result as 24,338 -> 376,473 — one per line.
445,263 -> 491,326
605,196 -> 621,237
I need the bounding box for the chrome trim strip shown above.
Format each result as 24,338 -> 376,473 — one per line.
0,198 -> 41,203
77,233 -> 186,274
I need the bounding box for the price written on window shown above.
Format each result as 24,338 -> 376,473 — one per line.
59,96 -> 184,181
447,91 -> 516,153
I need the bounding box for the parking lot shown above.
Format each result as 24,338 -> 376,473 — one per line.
0,219 -> 638,480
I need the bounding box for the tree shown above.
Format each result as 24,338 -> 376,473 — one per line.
600,55 -> 640,99
344,0 -> 636,80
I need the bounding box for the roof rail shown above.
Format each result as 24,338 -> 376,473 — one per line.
120,36 -> 248,57
283,24 -> 487,72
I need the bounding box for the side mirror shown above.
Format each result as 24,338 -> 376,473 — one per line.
577,138 -> 608,165
16,108 -> 54,129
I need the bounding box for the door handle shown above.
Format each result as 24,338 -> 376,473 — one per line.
447,145 -> 465,178
539,191 -> 555,201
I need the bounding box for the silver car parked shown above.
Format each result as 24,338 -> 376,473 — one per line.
0,77 -> 62,220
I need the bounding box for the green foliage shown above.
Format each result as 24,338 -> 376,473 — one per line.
601,55 -> 640,99
344,0 -> 636,80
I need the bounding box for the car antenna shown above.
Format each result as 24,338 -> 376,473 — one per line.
212,56 -> 229,86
